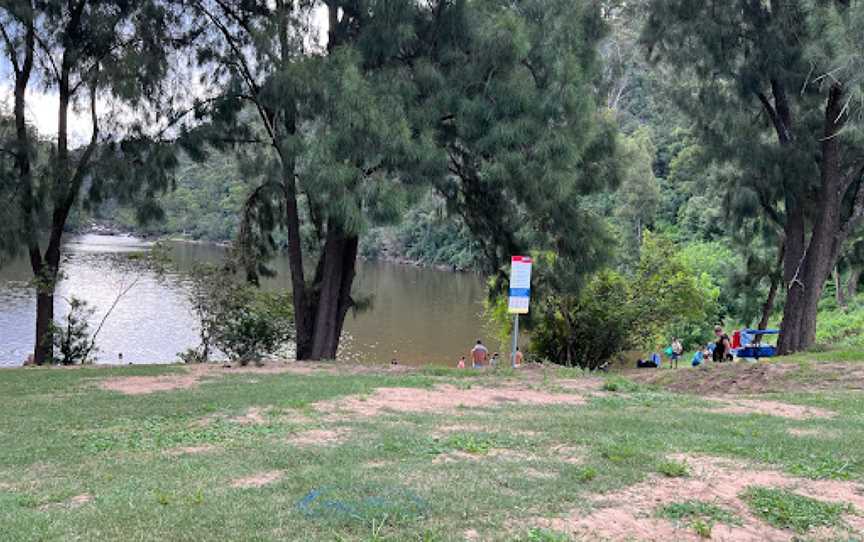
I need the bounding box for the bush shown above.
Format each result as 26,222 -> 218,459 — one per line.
50,297 -> 97,365
182,265 -> 294,365
209,286 -> 293,365
530,234 -> 720,368
531,270 -> 633,370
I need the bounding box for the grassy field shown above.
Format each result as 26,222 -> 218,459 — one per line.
1,353 -> 863,541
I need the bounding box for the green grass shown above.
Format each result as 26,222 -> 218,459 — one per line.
741,486 -> 854,533
656,459 -> 689,478
0,359 -> 863,541
658,500 -> 741,538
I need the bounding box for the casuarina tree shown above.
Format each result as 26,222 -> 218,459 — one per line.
0,0 -> 184,364
188,0 -> 618,360
644,0 -> 864,353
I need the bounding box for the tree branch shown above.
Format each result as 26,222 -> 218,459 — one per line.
0,21 -> 21,76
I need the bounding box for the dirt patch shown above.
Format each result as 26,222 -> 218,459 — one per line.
164,445 -> 215,456
534,454 -> 864,541
433,450 -> 483,464
317,383 -> 591,419
287,428 -> 350,446
230,471 -> 283,489
231,406 -> 269,425
707,398 -> 835,420
99,371 -> 204,395
629,361 -> 864,395
463,528 -> 480,541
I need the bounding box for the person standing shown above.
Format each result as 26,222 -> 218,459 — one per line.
712,325 -> 733,362
671,338 -> 683,369
457,356 -> 466,369
470,340 -> 489,368
514,347 -> 524,367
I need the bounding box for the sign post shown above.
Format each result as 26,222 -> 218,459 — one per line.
508,256 -> 532,367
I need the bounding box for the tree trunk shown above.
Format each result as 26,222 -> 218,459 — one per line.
778,83 -> 847,354
308,229 -> 358,360
834,267 -> 847,308
848,268 -> 862,300
777,202 -> 805,353
758,275 -> 779,330
34,288 -> 55,365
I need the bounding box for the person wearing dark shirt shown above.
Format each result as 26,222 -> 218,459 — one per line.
712,325 -> 733,362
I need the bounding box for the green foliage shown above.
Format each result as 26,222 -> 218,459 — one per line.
531,233 -> 720,367
181,265 -> 293,365
741,487 -> 853,534
656,459 -> 689,478
49,297 -> 97,366
531,270 -> 632,369
816,295 -> 864,347
395,193 -> 483,272
630,233 -> 721,350
615,128 -> 661,259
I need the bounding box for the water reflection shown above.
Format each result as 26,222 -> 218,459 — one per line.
0,235 -> 492,367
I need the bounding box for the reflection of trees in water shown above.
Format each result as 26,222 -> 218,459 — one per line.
1,237 -> 491,365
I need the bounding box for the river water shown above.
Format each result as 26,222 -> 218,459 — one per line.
0,235 -> 493,367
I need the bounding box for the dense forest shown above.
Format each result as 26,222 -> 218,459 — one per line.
2,0 -> 864,366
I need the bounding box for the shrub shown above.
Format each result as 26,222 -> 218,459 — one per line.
182,264 -> 293,365
531,270 -> 633,370
50,297 -> 97,365
530,234 -> 720,368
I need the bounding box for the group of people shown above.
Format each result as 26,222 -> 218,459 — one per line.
639,325 -> 735,369
458,340 -> 523,368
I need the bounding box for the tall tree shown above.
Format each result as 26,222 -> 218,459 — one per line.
0,0 -> 181,364
188,0 -> 617,360
644,0 -> 864,353
615,128 -> 660,258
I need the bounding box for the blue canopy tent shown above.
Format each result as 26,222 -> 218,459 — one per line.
735,329 -> 780,359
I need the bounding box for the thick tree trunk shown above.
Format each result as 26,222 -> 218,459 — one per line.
308,230 -> 358,360
778,83 -> 847,354
34,289 -> 54,364
777,202 -> 806,353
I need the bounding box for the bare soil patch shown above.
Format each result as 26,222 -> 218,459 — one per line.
317,383 -> 591,418
629,361 -> 864,395
534,454 -> 864,541
707,398 -> 835,420
99,371 -> 204,395
287,428 -> 350,446
230,471 -> 283,489
230,406 -> 269,425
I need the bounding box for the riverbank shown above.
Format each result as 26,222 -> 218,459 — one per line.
2,351 -> 862,541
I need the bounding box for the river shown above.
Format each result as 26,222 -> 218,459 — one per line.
0,235 -> 494,367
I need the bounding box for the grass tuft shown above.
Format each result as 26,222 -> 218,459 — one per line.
656,459 -> 689,478
602,376 -> 641,393
741,486 -> 853,533
658,500 -> 740,538
516,527 -> 571,541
